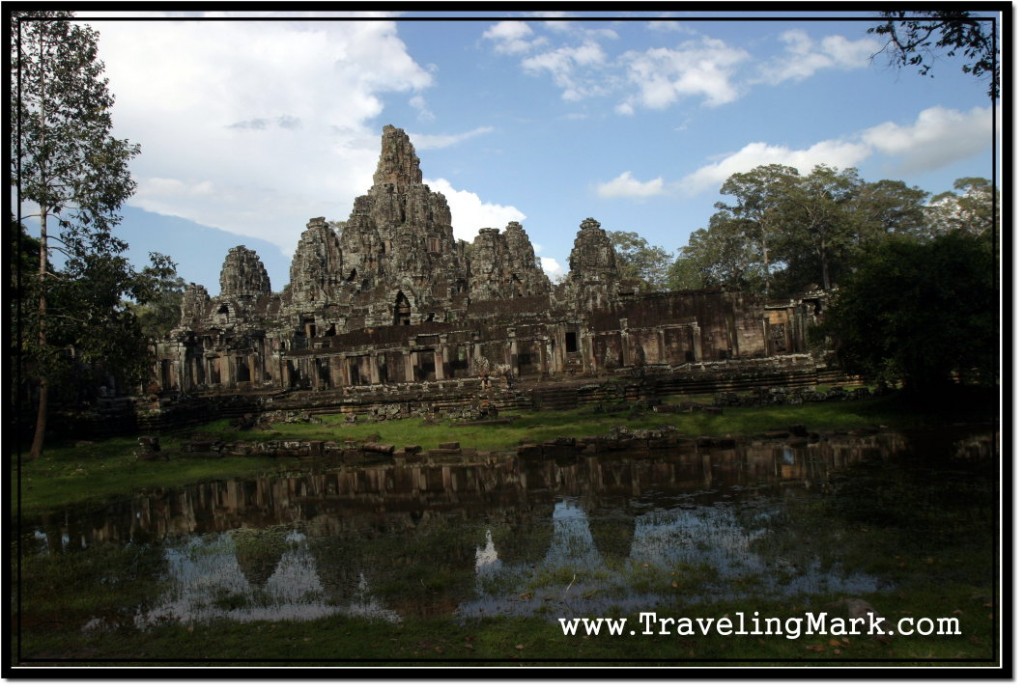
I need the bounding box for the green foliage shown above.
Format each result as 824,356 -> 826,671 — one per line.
868,11 -> 999,100
853,178 -> 931,241
678,163 -> 996,301
714,164 -> 800,296
776,165 -> 862,292
671,214 -> 762,292
825,233 -> 996,393
927,177 -> 998,240
11,11 -> 140,235
132,252 -> 187,341
606,230 -> 672,291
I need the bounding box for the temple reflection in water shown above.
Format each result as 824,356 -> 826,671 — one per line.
24,432 -> 945,627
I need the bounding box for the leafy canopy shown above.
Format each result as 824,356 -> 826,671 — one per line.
868,10 -> 999,100
825,233 -> 995,393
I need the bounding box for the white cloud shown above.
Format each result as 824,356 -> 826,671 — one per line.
482,21 -> 547,55
540,256 -> 565,282
482,22 -> 619,103
683,140 -> 872,192
597,171 -> 666,198
618,38 -> 750,111
522,40 -> 608,101
484,23 -> 749,112
409,94 -> 434,122
425,178 -> 526,243
409,126 -> 494,151
646,20 -> 685,33
93,18 -> 432,255
861,106 -> 993,173
755,29 -> 883,85
676,105 -> 991,193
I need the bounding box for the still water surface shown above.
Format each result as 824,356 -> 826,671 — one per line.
23,428 -> 995,632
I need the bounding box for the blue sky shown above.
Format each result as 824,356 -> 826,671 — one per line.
80,9 -> 999,292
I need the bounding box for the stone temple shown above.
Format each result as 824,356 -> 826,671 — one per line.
153,125 -> 822,398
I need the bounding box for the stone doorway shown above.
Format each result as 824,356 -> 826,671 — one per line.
394,291 -> 411,326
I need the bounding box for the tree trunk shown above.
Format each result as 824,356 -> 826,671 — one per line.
29,207 -> 48,460
30,377 -> 48,460
29,31 -> 48,460
820,243 -> 831,291
761,224 -> 771,297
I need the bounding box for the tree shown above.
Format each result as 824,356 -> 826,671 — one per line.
825,233 -> 995,394
13,224 -> 178,417
607,230 -> 673,291
671,213 -> 762,292
716,164 -> 799,297
778,165 -> 862,291
132,253 -> 187,341
868,10 -> 999,100
665,254 -> 703,292
926,177 -> 997,240
12,11 -> 141,458
851,178 -> 930,242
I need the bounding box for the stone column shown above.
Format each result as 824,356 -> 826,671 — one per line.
507,328 -> 518,375
619,318 -> 631,367
582,328 -> 596,375
434,350 -> 445,381
405,339 -> 417,382
438,335 -> 449,380
311,358 -> 322,389
330,356 -> 343,389
691,323 -> 703,362
364,354 -> 376,386
549,327 -> 564,374
340,356 -> 352,386
656,327 -> 666,365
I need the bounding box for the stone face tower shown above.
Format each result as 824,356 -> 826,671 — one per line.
219,246 -> 271,300
468,222 -> 551,302
564,217 -> 621,310
286,217 -> 345,309
336,125 -> 465,326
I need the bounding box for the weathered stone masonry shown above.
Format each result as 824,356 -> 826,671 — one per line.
153,125 -> 822,396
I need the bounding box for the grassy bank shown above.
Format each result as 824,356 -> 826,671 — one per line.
13,584 -> 996,666
11,391 -> 994,518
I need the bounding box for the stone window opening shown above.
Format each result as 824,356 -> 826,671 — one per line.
395,291 -> 412,326
217,304 -> 230,325
236,356 -> 250,383
565,331 -> 578,353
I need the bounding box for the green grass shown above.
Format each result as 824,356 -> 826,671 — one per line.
13,585 -> 997,666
